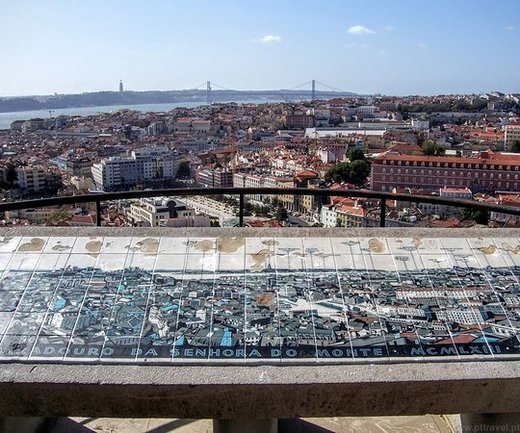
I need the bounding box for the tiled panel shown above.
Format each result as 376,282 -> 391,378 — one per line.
0,234 -> 518,363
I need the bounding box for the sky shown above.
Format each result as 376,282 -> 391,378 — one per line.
0,0 -> 519,97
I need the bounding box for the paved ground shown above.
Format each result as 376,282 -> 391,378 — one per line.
49,415 -> 461,433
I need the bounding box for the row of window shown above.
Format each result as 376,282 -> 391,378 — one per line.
379,176 -> 518,189
380,168 -> 518,179
381,160 -> 520,170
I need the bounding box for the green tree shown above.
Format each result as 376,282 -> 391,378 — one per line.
461,208 -> 489,225
176,161 -> 191,178
325,162 -> 350,183
5,163 -> 17,186
49,207 -> 72,222
325,160 -> 370,185
348,160 -> 370,185
423,141 -> 446,156
510,140 -> 520,153
348,148 -> 366,162
274,205 -> 288,222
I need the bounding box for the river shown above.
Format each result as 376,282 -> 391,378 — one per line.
0,98 -> 285,130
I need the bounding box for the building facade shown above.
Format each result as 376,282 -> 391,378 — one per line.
371,150 -> 520,193
505,125 -> 520,150
126,197 -> 194,227
91,147 -> 180,191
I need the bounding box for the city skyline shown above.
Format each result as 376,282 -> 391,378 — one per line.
0,0 -> 519,97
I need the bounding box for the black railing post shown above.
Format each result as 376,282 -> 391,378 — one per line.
380,198 -> 386,227
95,199 -> 102,227
239,193 -> 244,227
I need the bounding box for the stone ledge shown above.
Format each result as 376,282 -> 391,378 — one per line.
1,362 -> 520,418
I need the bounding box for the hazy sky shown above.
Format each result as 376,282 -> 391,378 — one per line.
1,0 -> 519,97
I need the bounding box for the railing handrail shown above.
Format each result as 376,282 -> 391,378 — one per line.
1,187 -> 519,227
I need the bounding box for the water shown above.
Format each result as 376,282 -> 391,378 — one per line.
0,98 -> 285,130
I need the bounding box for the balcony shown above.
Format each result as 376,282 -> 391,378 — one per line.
0,189 -> 520,433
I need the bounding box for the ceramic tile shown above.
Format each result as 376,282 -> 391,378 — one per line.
217,254 -> 245,272
94,254 -> 128,272
330,238 -> 363,255
129,237 -> 161,255
246,246 -> 277,273
245,237 -> 275,256
0,334 -> 35,359
185,238 -> 217,255
5,312 -> 46,335
303,237 -> 334,256
7,253 -> 41,271
100,237 -> 132,254
209,272 -> 246,362
249,285 -> 273,361
125,252 -> 157,271
0,291 -> 23,312
243,272 -> 280,362
34,254 -> 69,271
43,237 -> 76,254
0,254 -> 13,272
158,237 -> 189,255
65,253 -> 98,269
278,267 -> 319,361
359,237 -> 390,254
273,250 -> 305,272
16,237 -> 48,254
0,237 -> 22,253
169,284 -> 189,362
31,335 -> 69,359
439,237 -> 473,256
414,237 -> 446,253
493,238 -> 520,267
387,237 -> 421,255
155,254 -> 188,273
215,237 -> 246,256
71,237 -> 104,255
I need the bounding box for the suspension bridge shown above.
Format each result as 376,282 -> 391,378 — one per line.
187,79 -> 356,104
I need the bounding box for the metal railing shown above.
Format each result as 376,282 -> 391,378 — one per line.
1,187 -> 519,227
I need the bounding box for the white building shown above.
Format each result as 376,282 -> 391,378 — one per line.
320,205 -> 337,227
126,197 -> 194,227
91,146 -> 180,191
16,166 -> 47,193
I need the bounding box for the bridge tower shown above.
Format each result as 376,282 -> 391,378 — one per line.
206,81 -> 212,105
311,79 -> 316,101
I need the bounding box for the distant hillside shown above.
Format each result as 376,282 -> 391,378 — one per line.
0,89 -> 357,113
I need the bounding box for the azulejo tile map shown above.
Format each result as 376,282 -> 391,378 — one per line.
0,234 -> 519,363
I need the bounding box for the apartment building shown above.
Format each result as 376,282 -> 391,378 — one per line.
91,147 -> 180,191
16,166 -> 62,196
196,167 -> 233,188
